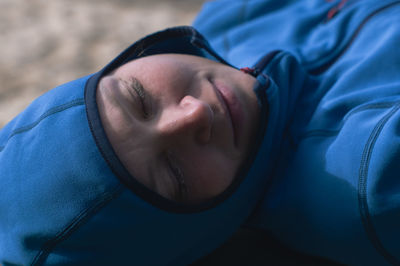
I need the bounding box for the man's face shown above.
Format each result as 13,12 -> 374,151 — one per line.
96,54 -> 260,203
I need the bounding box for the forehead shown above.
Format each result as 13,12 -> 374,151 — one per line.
115,54 -> 226,75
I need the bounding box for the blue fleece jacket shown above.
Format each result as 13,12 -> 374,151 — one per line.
1,0 -> 400,265
194,0 -> 400,265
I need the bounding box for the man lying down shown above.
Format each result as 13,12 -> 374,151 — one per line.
1,1 -> 400,265
0,26 -> 268,266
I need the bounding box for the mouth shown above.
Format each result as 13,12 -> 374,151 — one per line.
210,79 -> 244,148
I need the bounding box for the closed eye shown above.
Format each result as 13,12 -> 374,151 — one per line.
165,151 -> 188,202
126,77 -> 151,119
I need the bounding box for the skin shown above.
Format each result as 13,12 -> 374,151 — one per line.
96,54 -> 260,203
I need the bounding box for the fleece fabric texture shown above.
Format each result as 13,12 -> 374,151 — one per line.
0,27 -> 272,266
194,0 -> 400,265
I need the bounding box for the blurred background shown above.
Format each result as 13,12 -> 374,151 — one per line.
0,0 -> 205,127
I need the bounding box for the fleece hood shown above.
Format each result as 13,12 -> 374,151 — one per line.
0,26 -> 274,266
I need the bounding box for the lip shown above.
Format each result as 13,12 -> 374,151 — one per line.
211,79 -> 244,148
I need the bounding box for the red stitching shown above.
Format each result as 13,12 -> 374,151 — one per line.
327,6 -> 339,19
326,0 -> 348,21
240,67 -> 256,74
338,0 -> 348,9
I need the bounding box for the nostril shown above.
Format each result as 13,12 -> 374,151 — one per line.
180,95 -> 214,144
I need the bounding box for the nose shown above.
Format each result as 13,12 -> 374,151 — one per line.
158,95 -> 214,144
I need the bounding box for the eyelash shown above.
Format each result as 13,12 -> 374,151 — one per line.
129,78 -> 149,118
166,152 -> 188,202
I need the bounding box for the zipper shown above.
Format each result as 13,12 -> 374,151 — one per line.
310,1 -> 400,75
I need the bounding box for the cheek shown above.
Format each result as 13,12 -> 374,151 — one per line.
182,148 -> 239,201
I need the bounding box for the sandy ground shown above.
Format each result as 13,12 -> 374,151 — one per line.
0,0 -> 205,128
